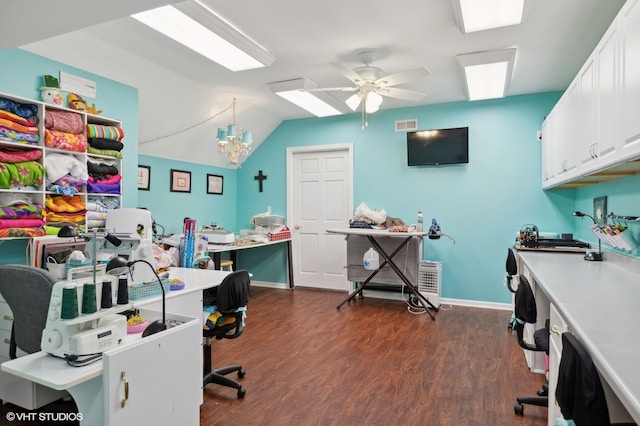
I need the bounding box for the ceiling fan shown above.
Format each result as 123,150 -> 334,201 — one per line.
311,51 -> 432,119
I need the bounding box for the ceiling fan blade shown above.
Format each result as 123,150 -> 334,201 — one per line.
375,67 -> 432,87
306,86 -> 358,92
377,87 -> 427,102
331,62 -> 364,84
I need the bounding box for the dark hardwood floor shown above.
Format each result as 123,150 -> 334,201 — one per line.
200,286 -> 548,426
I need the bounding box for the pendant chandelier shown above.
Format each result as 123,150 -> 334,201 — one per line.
216,98 -> 252,167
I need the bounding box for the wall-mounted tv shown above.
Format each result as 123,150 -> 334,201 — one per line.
407,127 -> 469,166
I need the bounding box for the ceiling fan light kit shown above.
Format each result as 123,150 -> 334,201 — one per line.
308,50 -> 431,128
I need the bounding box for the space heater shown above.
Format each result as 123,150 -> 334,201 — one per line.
418,261 -> 442,308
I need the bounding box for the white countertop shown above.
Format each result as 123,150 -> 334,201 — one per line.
517,251 -> 640,423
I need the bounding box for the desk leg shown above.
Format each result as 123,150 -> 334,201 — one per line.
286,240 -> 294,289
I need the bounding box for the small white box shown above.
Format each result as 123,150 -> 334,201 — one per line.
201,231 -> 235,244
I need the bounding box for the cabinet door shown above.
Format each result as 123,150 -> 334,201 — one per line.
103,317 -> 201,426
594,24 -> 621,165
541,109 -> 561,186
561,81 -> 579,176
621,0 -> 640,154
548,304 -> 568,426
578,57 -> 598,170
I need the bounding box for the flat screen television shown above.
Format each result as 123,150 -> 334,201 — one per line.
407,127 -> 469,166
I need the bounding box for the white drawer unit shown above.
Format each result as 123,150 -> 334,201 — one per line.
547,303 -> 569,426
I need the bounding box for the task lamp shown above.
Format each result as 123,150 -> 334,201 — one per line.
572,211 -> 603,261
106,256 -> 167,337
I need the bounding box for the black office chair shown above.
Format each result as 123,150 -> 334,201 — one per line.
556,332 -> 637,426
0,265 -> 71,409
506,247 -> 518,330
512,274 -> 550,416
202,270 -> 250,398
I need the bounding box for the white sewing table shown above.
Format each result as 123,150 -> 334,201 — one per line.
207,237 -> 293,288
1,267 -> 229,426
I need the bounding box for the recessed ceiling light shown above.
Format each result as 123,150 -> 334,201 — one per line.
452,0 -> 528,33
457,48 -> 517,101
132,1 -> 274,71
268,79 -> 343,117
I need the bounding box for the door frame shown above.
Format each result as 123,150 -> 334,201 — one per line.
286,143 -> 354,289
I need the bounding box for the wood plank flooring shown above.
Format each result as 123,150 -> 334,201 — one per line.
200,286 -> 548,425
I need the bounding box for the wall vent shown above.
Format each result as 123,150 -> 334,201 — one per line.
395,119 -> 418,132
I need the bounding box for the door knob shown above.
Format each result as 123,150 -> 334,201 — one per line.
294,225 -> 300,230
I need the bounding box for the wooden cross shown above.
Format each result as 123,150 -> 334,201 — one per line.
254,170 -> 267,192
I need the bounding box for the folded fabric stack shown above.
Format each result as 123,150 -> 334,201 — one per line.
0,193 -> 46,237
86,124 -> 124,159
0,146 -> 44,190
44,110 -> 87,152
0,96 -> 40,145
44,152 -> 88,195
86,196 -> 121,229
45,194 -> 86,231
87,158 -> 121,194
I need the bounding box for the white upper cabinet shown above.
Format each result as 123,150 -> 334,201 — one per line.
543,0 -> 640,189
621,0 -> 640,155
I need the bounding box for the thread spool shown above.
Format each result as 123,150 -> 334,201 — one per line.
101,279 -> 113,308
61,285 -> 79,319
116,277 -> 129,305
81,283 -> 97,314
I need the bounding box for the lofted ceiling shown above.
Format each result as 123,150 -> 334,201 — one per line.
1,0 -> 626,168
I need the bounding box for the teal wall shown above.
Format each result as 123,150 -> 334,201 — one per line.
4,48 -> 638,304
237,93 -> 579,303
573,174 -> 640,258
137,155 -> 236,236
0,48 -> 138,264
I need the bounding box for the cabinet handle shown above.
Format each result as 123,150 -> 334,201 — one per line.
3,315 -> 13,321
120,371 -> 129,408
551,324 -> 562,335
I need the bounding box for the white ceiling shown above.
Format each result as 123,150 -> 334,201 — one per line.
1,0 -> 626,168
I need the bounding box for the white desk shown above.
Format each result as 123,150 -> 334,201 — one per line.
207,238 -> 293,288
516,251 -> 640,424
1,267 -> 228,426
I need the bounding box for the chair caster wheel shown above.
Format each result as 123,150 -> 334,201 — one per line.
238,368 -> 245,378
514,402 -> 524,415
237,387 -> 246,398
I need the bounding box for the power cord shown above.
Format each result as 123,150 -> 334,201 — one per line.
65,353 -> 103,367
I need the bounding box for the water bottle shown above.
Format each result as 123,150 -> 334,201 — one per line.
416,211 -> 424,232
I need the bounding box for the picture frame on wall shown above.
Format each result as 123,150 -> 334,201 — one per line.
137,165 -> 151,190
170,169 -> 191,193
207,174 -> 223,195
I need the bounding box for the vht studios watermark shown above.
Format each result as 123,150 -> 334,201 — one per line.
5,411 -> 84,422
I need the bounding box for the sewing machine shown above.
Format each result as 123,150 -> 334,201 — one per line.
40,208 -> 158,359
40,275 -> 128,359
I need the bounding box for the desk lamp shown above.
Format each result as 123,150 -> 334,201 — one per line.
106,256 -> 167,337
572,211 -> 603,261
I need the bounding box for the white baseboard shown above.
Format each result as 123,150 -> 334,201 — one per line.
250,281 -> 513,311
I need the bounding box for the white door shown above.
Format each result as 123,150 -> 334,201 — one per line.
287,144 -> 353,291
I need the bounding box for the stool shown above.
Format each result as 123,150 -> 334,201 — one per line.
220,260 -> 234,271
